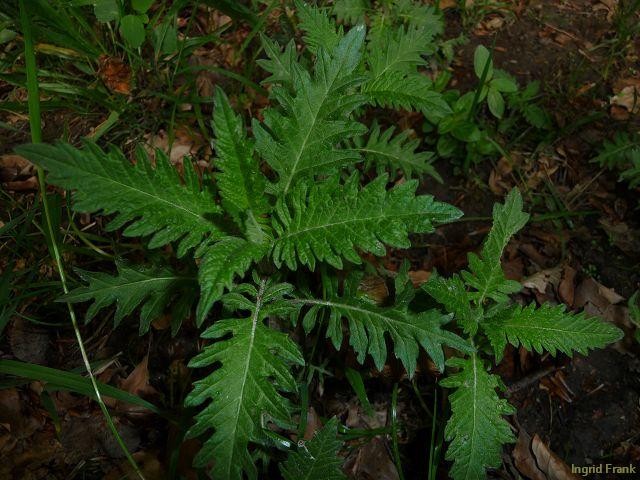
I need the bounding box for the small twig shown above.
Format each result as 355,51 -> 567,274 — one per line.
506,366 -> 558,397
541,21 -> 596,62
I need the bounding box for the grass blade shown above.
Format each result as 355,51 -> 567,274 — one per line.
18,1 -> 145,477
0,359 -> 169,418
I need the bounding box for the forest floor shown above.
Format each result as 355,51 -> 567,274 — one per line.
1,0 -> 639,479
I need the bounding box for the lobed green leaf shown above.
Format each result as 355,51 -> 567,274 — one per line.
440,355 -> 515,480
16,142 -> 223,257
483,303 -> 624,362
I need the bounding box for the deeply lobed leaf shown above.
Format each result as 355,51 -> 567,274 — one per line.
17,142 -> 222,256
258,35 -> 298,88
299,273 -> 472,375
186,279 -> 304,480
367,25 -> 431,77
362,22 -> 450,119
332,0 -> 366,25
440,355 -> 515,480
254,25 -> 368,195
271,173 -> 462,270
357,122 -> 441,181
196,237 -> 269,325
212,87 -> 270,226
462,188 -> 529,304
483,303 -> 624,362
296,0 -> 343,54
422,272 -> 481,335
61,261 -> 196,335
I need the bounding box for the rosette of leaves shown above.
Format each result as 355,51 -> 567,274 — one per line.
17,5 -> 463,478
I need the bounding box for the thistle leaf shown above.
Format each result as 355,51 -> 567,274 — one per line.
296,0 -> 343,54
440,355 -> 515,480
462,188 -> 529,304
271,174 -> 462,270
422,272 -> 480,335
362,23 -> 450,119
362,72 -> 451,120
254,25 -> 367,195
392,0 -> 443,32
299,273 -> 472,375
212,87 -> 270,224
592,132 -> 640,187
483,303 -> 624,362
61,261 -> 196,335
258,35 -> 298,88
333,0 -> 366,25
367,26 -> 431,77
16,142 -> 223,256
357,123 -> 441,181
592,132 -> 640,170
196,237 -> 269,325
186,279 -> 304,480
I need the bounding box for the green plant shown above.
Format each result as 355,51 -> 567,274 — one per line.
425,45 -> 551,169
17,5 -> 457,477
456,0 -> 517,31
14,4 -> 622,480
0,0 -> 248,147
629,290 -> 640,343
601,0 -> 640,78
314,1 -> 551,171
332,0 -> 443,32
92,0 -> 178,51
423,188 -> 621,478
593,131 -> 640,188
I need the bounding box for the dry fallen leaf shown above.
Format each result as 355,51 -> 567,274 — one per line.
489,156 -> 515,195
474,15 -> 507,36
522,266 -> 562,294
438,0 -> 458,9
2,177 -> 38,191
358,274 -> 389,305
514,430 -> 580,480
0,154 -> 32,181
98,55 -> 132,95
513,430 -> 546,480
610,104 -> 631,121
611,85 -> 640,114
594,0 -> 618,21
145,128 -> 206,165
303,407 -> 323,441
408,270 -> 430,287
116,356 -> 158,415
558,265 -> 577,307
599,219 -> 640,255
531,434 -> 580,479
574,277 -> 624,309
345,436 -> 399,480
119,355 -> 157,398
573,277 -> 631,348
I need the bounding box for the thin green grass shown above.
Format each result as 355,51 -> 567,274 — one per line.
0,359 -> 170,419
17,1 -> 145,477
390,383 -> 406,480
